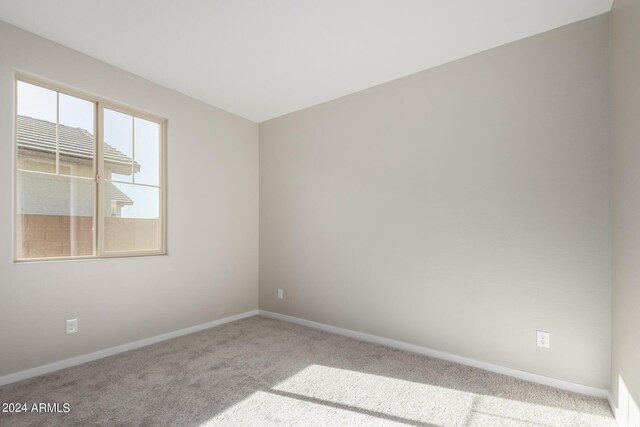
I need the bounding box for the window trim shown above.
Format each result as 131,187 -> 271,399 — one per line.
13,73 -> 167,262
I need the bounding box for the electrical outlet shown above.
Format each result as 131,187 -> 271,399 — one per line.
66,319 -> 78,335
537,330 -> 550,349
277,288 -> 284,299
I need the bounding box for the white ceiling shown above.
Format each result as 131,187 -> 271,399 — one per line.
0,1 -> 612,122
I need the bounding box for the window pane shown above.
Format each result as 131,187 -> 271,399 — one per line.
104,108 -> 133,182
59,93 -> 95,178
104,183 -> 160,252
16,81 -> 57,174
16,171 -> 94,259
17,81 -> 56,122
133,117 -> 160,186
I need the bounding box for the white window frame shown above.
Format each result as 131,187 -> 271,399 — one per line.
13,73 -> 167,262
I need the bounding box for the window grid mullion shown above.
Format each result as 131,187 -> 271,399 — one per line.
92,100 -> 98,257
132,116 -> 136,184
55,91 -> 60,175
97,102 -> 105,257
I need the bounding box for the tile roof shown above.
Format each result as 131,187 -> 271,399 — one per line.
16,115 -> 139,172
18,115 -> 135,206
108,183 -> 133,206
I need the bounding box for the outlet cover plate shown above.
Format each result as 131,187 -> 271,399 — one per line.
537,330 -> 550,349
66,319 -> 78,335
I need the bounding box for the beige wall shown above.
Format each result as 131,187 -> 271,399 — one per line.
610,0 -> 640,417
103,217 -> 160,253
0,21 -> 259,377
259,15 -> 611,388
15,214 -> 160,259
17,215 -> 93,258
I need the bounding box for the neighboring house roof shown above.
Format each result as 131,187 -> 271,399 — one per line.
16,115 -> 140,173
108,183 -> 133,206
17,115 -> 135,208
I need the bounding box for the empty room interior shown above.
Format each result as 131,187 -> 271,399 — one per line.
0,1 -> 638,426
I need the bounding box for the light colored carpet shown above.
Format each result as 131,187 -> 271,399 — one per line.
0,316 -> 615,426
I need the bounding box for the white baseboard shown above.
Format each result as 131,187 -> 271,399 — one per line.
0,309 -> 259,387
607,392 -> 620,425
258,310 -> 609,399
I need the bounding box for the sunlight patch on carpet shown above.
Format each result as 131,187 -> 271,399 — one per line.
202,364 -> 614,426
